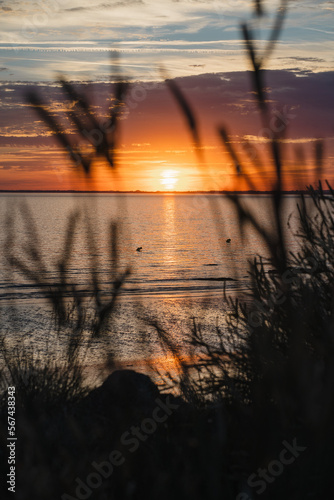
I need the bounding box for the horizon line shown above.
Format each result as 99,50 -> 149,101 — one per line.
0,189 -> 313,194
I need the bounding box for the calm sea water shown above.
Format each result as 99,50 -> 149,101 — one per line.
0,193 -> 305,372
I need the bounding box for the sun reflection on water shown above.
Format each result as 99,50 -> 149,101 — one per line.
162,195 -> 178,266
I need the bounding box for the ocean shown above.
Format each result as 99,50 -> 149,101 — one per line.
0,193 -> 305,380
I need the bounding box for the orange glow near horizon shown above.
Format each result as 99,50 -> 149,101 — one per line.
0,152 -> 331,192
1,137 -> 333,192
0,137 -> 329,190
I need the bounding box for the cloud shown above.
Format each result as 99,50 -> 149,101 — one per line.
280,56 -> 326,63
0,0 -> 333,82
303,27 -> 334,35
65,0 -> 144,11
242,135 -> 331,144
64,6 -> 87,11
1,70 -> 333,149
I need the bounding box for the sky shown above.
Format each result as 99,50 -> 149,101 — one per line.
0,0 -> 334,191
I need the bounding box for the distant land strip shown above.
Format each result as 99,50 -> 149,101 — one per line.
0,190 -> 318,194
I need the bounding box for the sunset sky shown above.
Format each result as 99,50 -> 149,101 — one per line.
0,0 -> 333,191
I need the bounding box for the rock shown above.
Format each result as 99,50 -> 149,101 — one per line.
80,370 -> 161,423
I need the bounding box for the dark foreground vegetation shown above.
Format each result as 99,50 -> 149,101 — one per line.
1,1 -> 334,498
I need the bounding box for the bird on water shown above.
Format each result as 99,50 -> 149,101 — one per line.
226,238 -> 231,243
136,247 -> 142,252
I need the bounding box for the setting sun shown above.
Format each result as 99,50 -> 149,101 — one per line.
160,169 -> 179,191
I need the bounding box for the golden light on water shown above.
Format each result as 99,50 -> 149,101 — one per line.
160,169 -> 179,191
